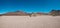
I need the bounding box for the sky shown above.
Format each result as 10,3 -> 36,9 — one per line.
0,0 -> 60,14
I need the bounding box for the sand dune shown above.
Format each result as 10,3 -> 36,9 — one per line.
0,16 -> 60,28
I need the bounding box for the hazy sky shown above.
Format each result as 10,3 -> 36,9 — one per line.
0,0 -> 60,14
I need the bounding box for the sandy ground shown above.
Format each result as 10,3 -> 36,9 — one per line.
0,16 -> 60,28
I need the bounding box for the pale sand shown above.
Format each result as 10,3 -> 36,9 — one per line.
0,16 -> 60,28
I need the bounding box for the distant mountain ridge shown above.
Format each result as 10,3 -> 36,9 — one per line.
0,10 -> 60,16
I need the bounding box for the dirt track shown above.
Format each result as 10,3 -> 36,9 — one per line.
0,16 -> 60,28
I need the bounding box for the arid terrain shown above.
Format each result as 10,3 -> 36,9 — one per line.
0,16 -> 60,28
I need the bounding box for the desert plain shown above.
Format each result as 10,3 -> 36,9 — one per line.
0,16 -> 60,28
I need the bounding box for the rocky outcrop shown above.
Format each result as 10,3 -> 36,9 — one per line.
49,10 -> 60,16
